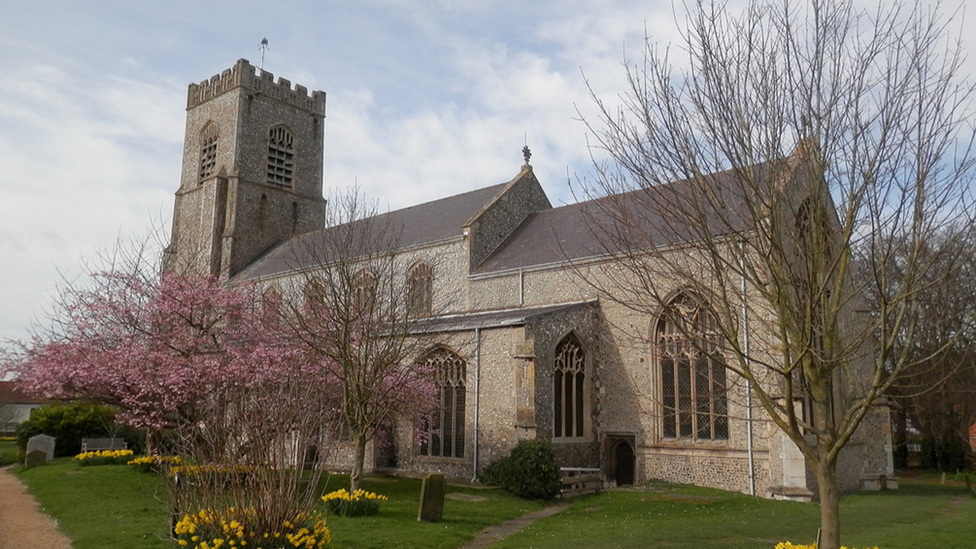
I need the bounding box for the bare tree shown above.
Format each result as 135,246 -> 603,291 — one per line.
275,189 -> 438,492
578,1 -> 976,547
874,226 -> 976,470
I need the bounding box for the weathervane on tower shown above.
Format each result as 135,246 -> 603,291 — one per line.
259,38 -> 269,70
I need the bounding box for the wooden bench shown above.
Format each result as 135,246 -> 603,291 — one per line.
81,438 -> 127,452
559,467 -> 603,498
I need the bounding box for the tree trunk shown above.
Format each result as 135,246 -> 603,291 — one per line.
815,459 -> 841,549
350,432 -> 367,492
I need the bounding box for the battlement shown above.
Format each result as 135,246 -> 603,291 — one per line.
187,59 -> 326,114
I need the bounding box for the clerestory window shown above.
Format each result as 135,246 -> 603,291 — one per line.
419,347 -> 466,458
267,126 -> 295,188
407,260 -> 433,317
658,293 -> 728,441
352,269 -> 377,312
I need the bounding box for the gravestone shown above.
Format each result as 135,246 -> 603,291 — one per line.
27,434 -> 55,462
25,450 -> 47,468
417,473 -> 446,522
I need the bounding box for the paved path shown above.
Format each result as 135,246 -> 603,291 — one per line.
0,465 -> 73,549
459,502 -> 569,548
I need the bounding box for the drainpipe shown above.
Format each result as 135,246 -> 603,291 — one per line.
740,241 -> 756,496
472,327 -> 482,482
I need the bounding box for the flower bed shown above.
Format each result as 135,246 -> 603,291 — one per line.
174,507 -> 330,549
73,449 -> 134,466
321,489 -> 388,517
127,454 -> 182,473
774,543 -> 880,549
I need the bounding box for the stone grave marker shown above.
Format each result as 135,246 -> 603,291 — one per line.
27,434 -> 55,462
417,473 -> 446,522
25,449 -> 47,468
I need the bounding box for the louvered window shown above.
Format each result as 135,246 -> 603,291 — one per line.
267,126 -> 295,187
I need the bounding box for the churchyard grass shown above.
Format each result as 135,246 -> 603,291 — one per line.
15,457 -> 172,548
0,438 -> 18,466
13,458 -> 545,549
488,480 -> 976,549
13,460 -> 976,549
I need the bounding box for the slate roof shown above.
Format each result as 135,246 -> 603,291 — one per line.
235,182 -> 510,281
474,164 -> 770,274
411,300 -> 597,333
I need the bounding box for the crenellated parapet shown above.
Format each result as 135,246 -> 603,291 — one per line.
186,58 -> 326,114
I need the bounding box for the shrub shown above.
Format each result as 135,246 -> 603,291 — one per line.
321,489 -> 388,517
480,439 -> 561,500
15,402 -> 126,457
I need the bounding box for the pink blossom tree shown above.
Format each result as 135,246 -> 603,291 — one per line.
277,189 -> 440,492
2,246 -> 343,531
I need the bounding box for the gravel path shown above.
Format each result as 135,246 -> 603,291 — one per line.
0,465 -> 73,549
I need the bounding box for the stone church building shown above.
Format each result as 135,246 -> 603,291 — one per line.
165,59 -> 894,500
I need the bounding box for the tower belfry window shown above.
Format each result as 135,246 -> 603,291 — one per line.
267,126 -> 295,188
198,122 -> 219,183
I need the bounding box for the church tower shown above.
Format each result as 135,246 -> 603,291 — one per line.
164,59 -> 326,278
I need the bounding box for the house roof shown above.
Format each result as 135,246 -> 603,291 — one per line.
0,381 -> 42,405
235,181 -> 511,281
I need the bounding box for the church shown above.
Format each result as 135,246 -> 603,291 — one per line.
164,59 -> 894,500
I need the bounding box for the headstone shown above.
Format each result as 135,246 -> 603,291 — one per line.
27,434 -> 55,462
25,449 -> 47,468
417,473 -> 446,522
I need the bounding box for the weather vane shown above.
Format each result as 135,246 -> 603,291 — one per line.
522,145 -> 532,166
259,38 -> 269,71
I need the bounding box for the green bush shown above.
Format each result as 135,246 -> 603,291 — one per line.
481,439 -> 561,500
15,402 -> 122,457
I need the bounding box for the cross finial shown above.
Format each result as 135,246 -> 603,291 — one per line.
522,145 -> 532,166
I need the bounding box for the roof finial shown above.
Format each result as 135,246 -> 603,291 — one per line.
522,145 -> 532,167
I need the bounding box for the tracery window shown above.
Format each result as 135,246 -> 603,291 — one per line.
407,260 -> 433,317
419,347 -> 466,458
303,277 -> 327,310
352,269 -> 377,312
553,334 -> 586,438
658,293 -> 728,441
199,122 -> 219,183
267,126 -> 295,188
262,285 -> 283,323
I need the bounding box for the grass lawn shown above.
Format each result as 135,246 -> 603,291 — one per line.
0,438 -> 18,466
13,460 -> 976,549
488,481 -> 976,549
13,459 -> 544,549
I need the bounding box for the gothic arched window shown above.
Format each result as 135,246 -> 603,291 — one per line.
199,122 -> 219,183
407,260 -> 433,317
657,293 -> 728,441
352,269 -> 377,312
267,125 -> 295,188
554,334 -> 586,438
419,347 -> 466,458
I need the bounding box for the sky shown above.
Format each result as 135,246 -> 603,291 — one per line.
0,0 -> 972,343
